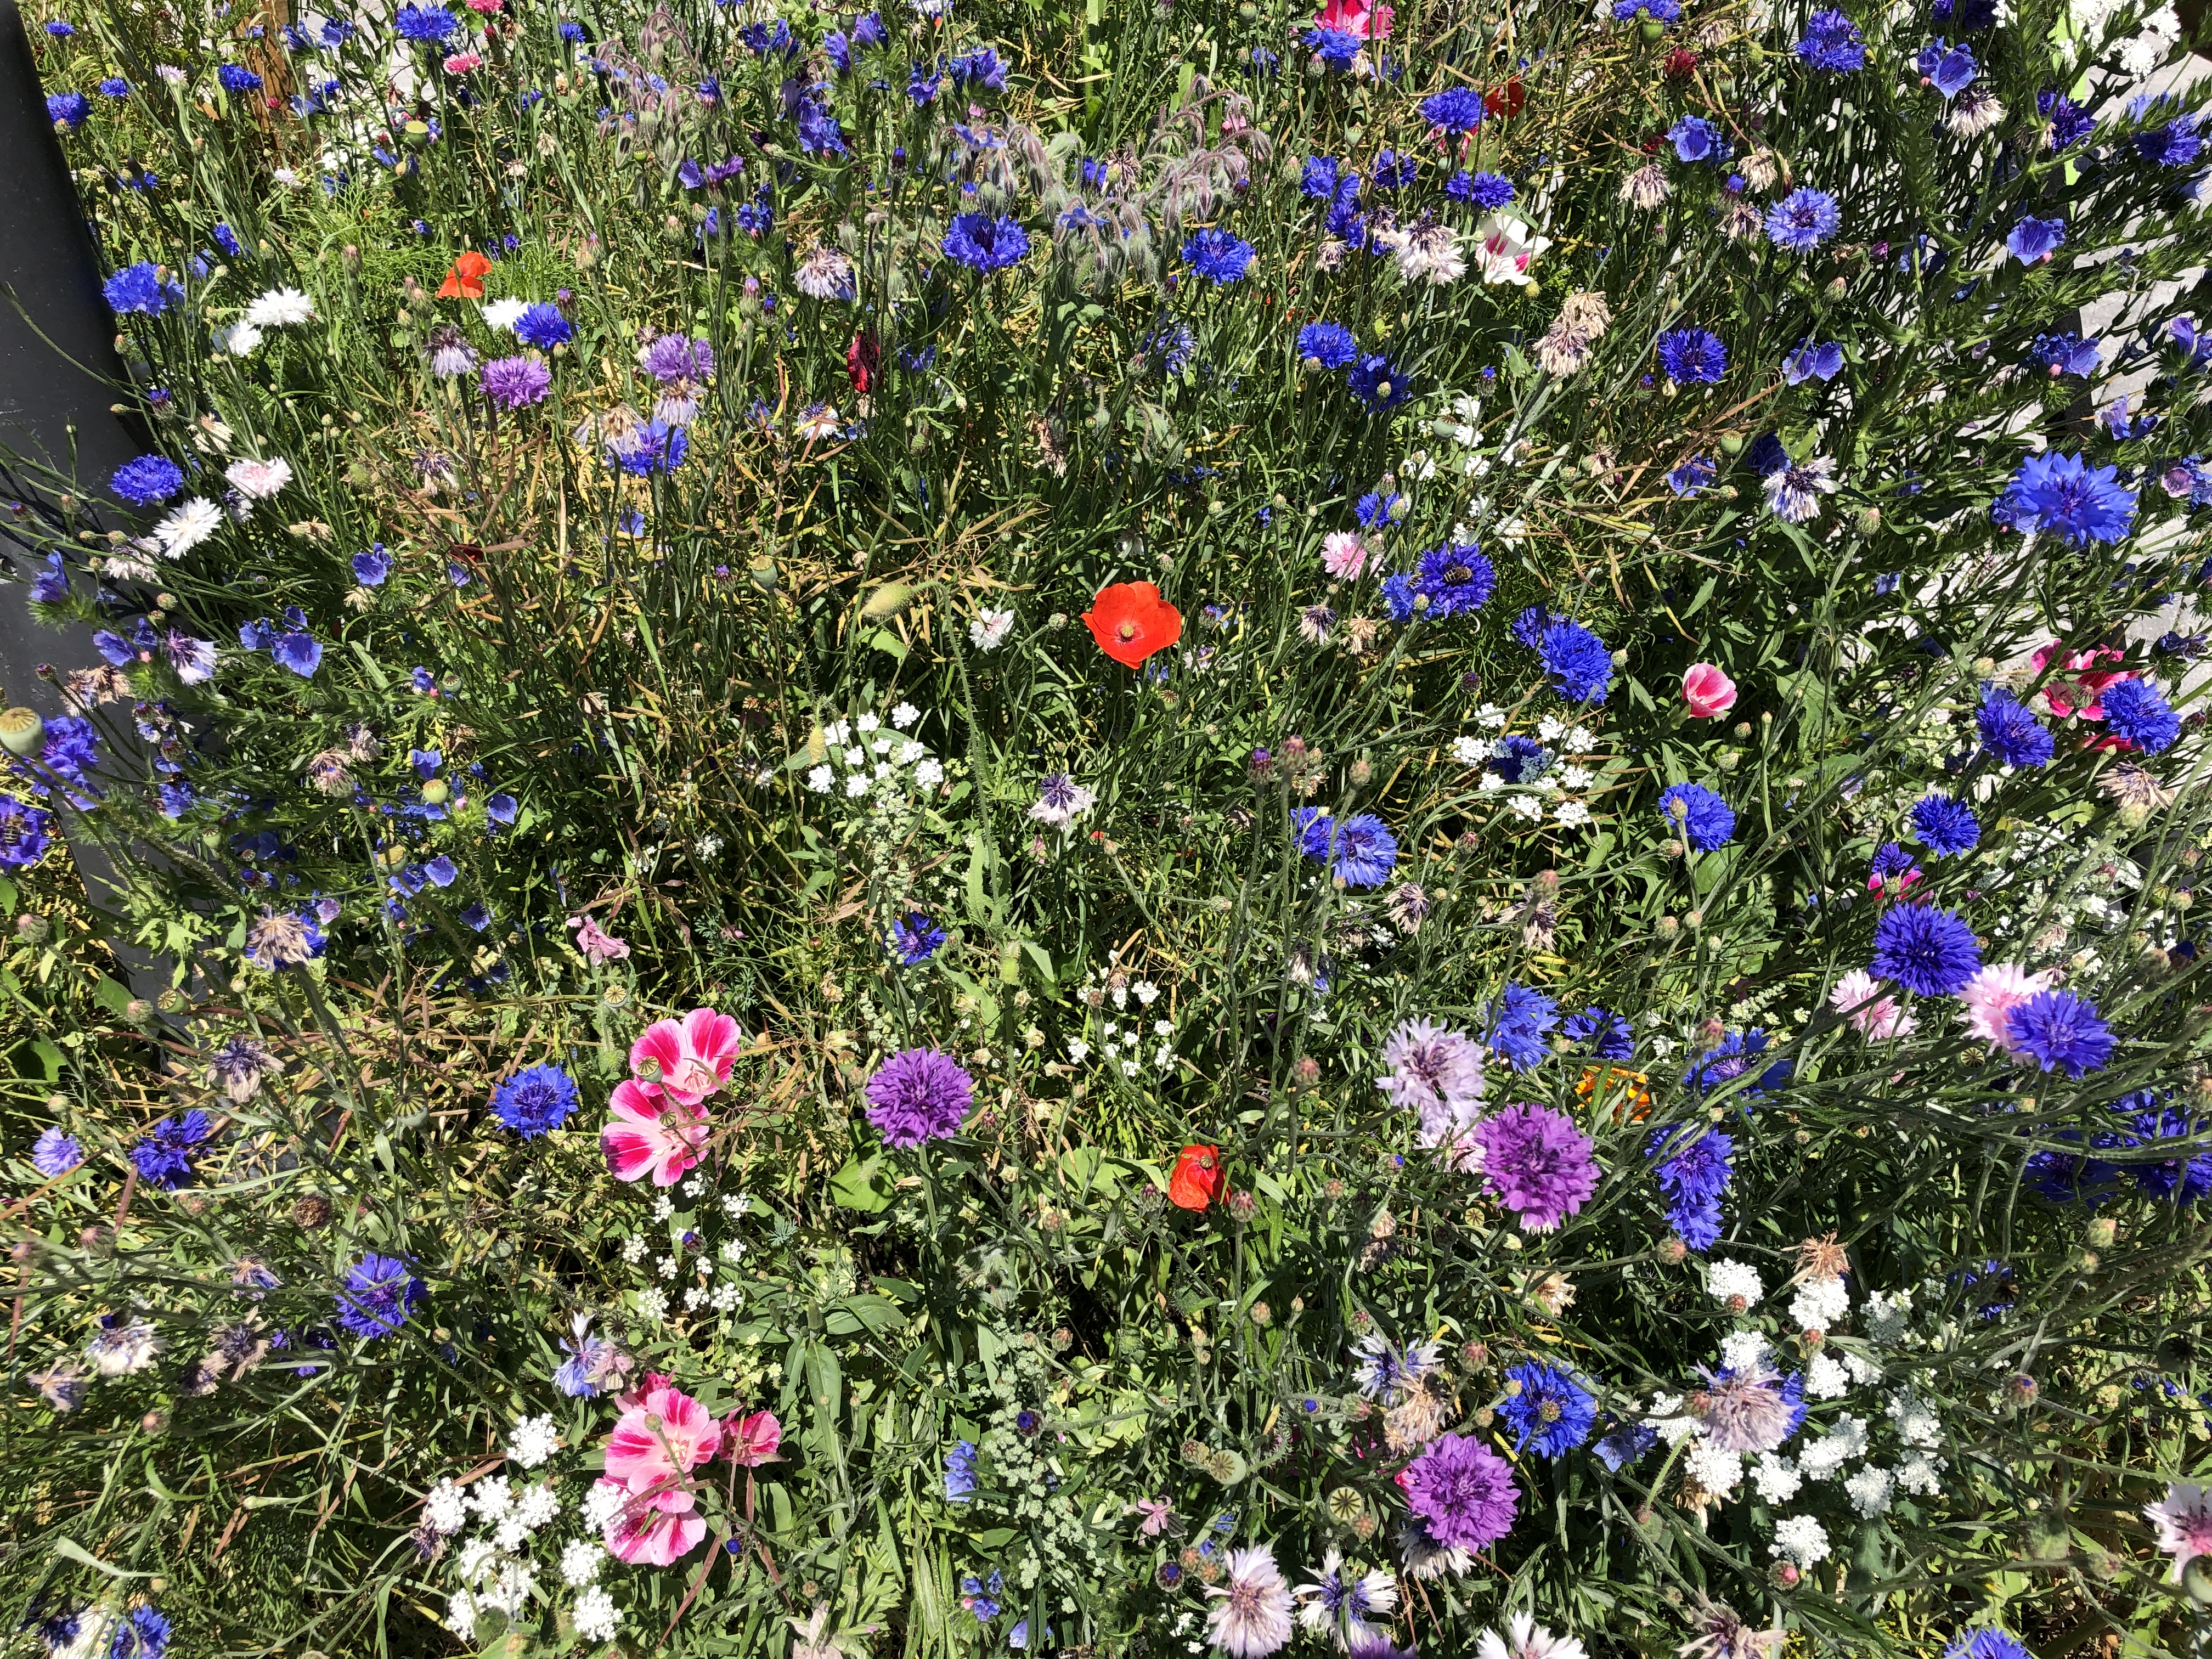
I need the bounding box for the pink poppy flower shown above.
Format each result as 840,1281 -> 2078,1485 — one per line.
1681,662 -> 1738,719
601,1079 -> 710,1186
629,1007 -> 744,1106
1314,0 -> 1391,37
1957,963 -> 2055,1050
1321,531 -> 1368,579
2029,640 -> 2129,721
568,913 -> 631,964
597,1477 -> 707,1566
606,1381 -> 721,1485
721,1408 -> 782,1466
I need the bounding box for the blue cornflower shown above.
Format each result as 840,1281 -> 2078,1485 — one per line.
1563,1006 -> 1633,1061
1993,452 -> 2136,545
1611,0 -> 1681,19
1944,1631 -> 2032,1659
2124,1099 -> 2212,1201
2100,676 -> 2181,754
46,92 -> 89,129
1910,795 -> 1980,855
1784,340 -> 1845,384
1870,840 -> 1920,882
1421,86 -> 1486,134
1651,1124 -> 1733,1250
890,912 -> 946,964
1667,115 -> 1726,163
1745,432 -> 1789,477
111,454 -> 184,506
945,1440 -> 979,1500
1356,489 -> 1403,529
514,303 -> 572,351
44,19 -> 75,33
1915,38 -> 1977,98
217,63 -> 263,93
1667,455 -> 1716,496
1796,9 -> 1865,70
1413,542 -> 1496,616
492,1063 -> 580,1138
1293,808 -> 1398,889
352,545 -> 391,585
2006,990 -> 2113,1077
41,715 -> 99,785
1488,735 -> 1550,783
2006,214 -> 2065,263
608,420 -> 690,476
2039,89 -> 2094,148
132,1109 -> 214,1189
1684,1029 -> 1790,1099
1977,686 -> 2054,768
1447,169 -> 1515,208
558,19 -> 585,42
1656,328 -> 1726,385
109,1606 -> 170,1659
1304,25 -> 1360,67
1183,228 -> 1255,284
1499,1361 -> 1598,1457
1296,321 -> 1357,368
31,1125 -> 83,1177
1766,188 -> 1841,252
337,1253 -> 424,1339
98,76 -> 130,97
943,212 -> 1029,272
1380,572 -> 1417,622
104,262 -> 179,315
1519,611 -> 1612,703
1346,353 -> 1411,410
1658,782 -> 1734,851
1300,155 -> 1341,198
1595,1421 -> 1660,1471
394,3 -> 458,41
1870,904 -> 1981,997
1485,983 -> 1559,1073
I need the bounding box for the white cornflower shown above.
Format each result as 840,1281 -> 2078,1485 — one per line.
574,1587 -> 620,1643
425,1478 -> 469,1534
1751,1453 -> 1802,1504
245,286 -> 317,327
793,242 -> 856,301
215,319 -> 263,356
1769,1515 -> 1831,1568
806,765 -> 834,793
1203,1545 -> 1294,1659
560,1538 -> 602,1588
507,1415 -> 560,1469
1707,1259 -> 1764,1308
1844,1465 -> 1894,1518
482,297 -> 529,331
969,607 -> 1015,650
155,497 -> 224,558
890,701 -> 920,728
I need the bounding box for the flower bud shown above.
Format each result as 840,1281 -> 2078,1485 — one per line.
2084,1216 -> 2117,1249
1769,1562 -> 1801,1590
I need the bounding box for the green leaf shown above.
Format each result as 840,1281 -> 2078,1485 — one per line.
829,1155 -> 894,1212
52,1536 -> 154,1578
974,1527 -> 1018,1549
826,1294 -> 904,1336
867,628 -> 909,662
30,1039 -> 63,1081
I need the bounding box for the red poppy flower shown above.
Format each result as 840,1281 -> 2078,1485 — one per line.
1169,1144 -> 1224,1211
847,330 -> 880,393
436,250 -> 493,300
1083,582 -> 1182,669
1483,75 -> 1526,118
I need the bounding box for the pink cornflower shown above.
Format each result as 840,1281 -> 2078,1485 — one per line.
2148,1482 -> 2212,1582
1827,969 -> 1915,1041
568,913 -> 631,964
630,1006 -> 744,1106
1957,963 -> 2055,1051
601,1079 -> 710,1186
442,50 -> 482,72
1322,531 -> 1369,579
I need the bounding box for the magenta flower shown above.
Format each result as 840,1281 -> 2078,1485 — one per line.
1469,1102 -> 1599,1231
865,1047 -> 975,1147
480,354 -> 551,409
1401,1432 -> 1520,1551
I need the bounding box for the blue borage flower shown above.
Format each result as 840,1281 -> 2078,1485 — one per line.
2029,331 -> 2101,377
1292,808 -> 1398,888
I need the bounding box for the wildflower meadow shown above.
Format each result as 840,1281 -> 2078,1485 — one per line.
8,0 -> 2212,1655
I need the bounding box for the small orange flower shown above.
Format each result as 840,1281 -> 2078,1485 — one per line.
1084,582 -> 1182,669
1168,1144 -> 1224,1211
1576,1065 -> 1652,1122
436,250 -> 493,300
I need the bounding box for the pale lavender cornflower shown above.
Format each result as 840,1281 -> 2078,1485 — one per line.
1762,455 -> 1837,523
31,1125 -> 83,1176
1376,1019 -> 1486,1149
1690,1358 -> 1798,1452
1203,1545 -> 1295,1659
1029,772 -> 1096,828
2147,1482 -> 2212,1581
425,323 -> 478,377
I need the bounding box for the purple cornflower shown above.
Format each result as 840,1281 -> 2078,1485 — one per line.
491,1062 -> 579,1138
131,1109 -> 214,1189
1401,1432 -> 1519,1551
2006,990 -> 2114,1077
1765,188 -> 1841,252
1870,904 -> 1982,997
31,1126 -> 83,1177
337,1253 -> 424,1338
480,355 -> 551,409
1977,686 -> 2054,768
1653,326 -> 1726,388
640,332 -> 714,383
865,1047 -> 975,1147
1470,1101 -> 1599,1231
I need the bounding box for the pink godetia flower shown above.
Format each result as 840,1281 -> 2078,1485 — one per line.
1957,962 -> 2057,1051
1314,0 -> 1391,37
1470,213 -> 1550,286
1827,969 -> 1915,1041
1681,662 -> 1739,719
442,50 -> 483,72
2029,640 -> 2130,721
2148,1482 -> 2212,1582
1133,1497 -> 1175,1537
463,0 -> 503,10
568,912 -> 631,965
1321,531 -> 1369,580
601,1079 -> 710,1186
596,1380 -> 720,1566
720,1408 -> 783,1466
629,1006 -> 744,1106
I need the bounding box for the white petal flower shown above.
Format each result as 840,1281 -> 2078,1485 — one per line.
244,286 -> 316,327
